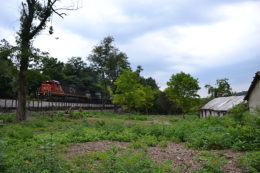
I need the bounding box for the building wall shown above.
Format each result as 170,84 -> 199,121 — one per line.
248,80 -> 260,112
200,110 -> 226,118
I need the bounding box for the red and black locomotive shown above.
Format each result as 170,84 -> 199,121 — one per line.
37,80 -> 103,103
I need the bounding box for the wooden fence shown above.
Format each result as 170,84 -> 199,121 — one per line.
0,99 -> 114,112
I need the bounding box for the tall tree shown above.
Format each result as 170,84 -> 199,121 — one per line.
165,72 -> 200,115
205,78 -> 232,98
88,36 -> 130,94
16,0 -> 77,121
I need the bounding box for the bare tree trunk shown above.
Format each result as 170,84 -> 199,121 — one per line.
17,82 -> 27,121
16,44 -> 29,121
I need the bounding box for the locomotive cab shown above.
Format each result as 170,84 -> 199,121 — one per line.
38,80 -> 64,96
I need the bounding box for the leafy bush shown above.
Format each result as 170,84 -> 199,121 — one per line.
159,140 -> 168,148
69,111 -> 84,119
5,126 -> 33,140
94,120 -> 106,128
0,140 -> 6,171
195,151 -> 227,173
228,103 -> 248,124
238,151 -> 260,173
135,135 -> 158,147
0,113 -> 15,124
53,111 -> 65,117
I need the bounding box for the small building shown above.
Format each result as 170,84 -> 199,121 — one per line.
200,96 -> 244,118
244,71 -> 260,112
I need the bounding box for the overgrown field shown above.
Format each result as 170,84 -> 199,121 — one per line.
0,111 -> 259,173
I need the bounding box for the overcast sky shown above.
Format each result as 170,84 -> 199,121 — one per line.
1,0 -> 259,96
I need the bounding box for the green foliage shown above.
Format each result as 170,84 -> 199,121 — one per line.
0,39 -> 17,98
159,140 -> 168,148
112,69 -> 157,112
0,113 -> 16,124
6,126 -> 33,140
137,135 -> 158,147
88,36 -> 130,93
1,111 -> 259,172
53,111 -> 65,117
126,115 -> 148,121
205,78 -> 232,98
69,111 -> 84,119
238,151 -> 260,173
0,139 -> 6,171
165,72 -> 200,114
195,151 -> 227,173
71,147 -> 176,173
228,103 -> 248,124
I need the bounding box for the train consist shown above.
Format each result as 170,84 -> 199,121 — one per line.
37,80 -> 107,103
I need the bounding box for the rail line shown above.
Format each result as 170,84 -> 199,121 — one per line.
0,98 -> 114,112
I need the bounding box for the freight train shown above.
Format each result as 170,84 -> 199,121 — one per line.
37,80 -> 106,103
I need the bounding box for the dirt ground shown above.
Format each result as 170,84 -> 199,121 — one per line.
66,140 -> 243,173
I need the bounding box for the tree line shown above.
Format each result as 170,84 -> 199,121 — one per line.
1,35 -> 236,115
0,0 -> 237,121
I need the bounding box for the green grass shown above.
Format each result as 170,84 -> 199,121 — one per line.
0,110 -> 259,172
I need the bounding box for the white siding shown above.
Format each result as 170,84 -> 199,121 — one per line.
248,80 -> 260,112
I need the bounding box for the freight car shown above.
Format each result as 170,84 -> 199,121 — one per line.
37,80 -> 104,103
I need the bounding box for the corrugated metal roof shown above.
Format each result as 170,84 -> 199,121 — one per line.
201,96 -> 244,111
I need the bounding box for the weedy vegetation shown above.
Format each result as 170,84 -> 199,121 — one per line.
0,110 -> 259,172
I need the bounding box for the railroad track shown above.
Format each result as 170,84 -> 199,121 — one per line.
0,98 -> 114,112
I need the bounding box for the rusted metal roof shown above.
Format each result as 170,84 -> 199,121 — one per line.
244,71 -> 260,100
200,96 -> 245,111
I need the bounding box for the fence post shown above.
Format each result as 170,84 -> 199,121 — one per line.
4,99 -> 7,111
11,99 -> 14,109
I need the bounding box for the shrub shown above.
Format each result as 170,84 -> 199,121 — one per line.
94,120 -> 106,128
0,140 -> 6,171
53,111 -> 65,117
159,140 -> 168,148
139,135 -> 158,147
238,151 -> 260,173
0,113 -> 15,124
69,111 -> 84,119
6,126 -> 33,140
195,151 -> 227,173
228,103 -> 248,124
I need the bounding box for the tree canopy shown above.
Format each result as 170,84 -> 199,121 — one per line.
88,36 -> 130,93
205,78 -> 232,98
112,69 -> 157,113
165,72 -> 200,114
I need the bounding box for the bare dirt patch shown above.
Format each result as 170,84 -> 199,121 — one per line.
148,142 -> 201,172
66,141 -> 242,173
